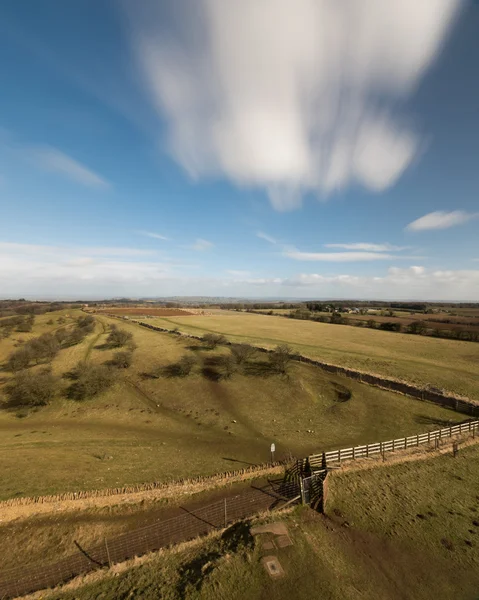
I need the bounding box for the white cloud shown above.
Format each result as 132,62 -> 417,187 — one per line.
27,146 -> 110,188
284,247 -> 421,262
127,0 -> 460,209
406,210 -> 478,231
1,242 -> 478,300
136,230 -> 170,240
256,231 -> 277,244
238,266 -> 479,301
324,243 -> 408,252
191,238 -> 214,251
0,242 -> 154,258
226,270 -> 251,278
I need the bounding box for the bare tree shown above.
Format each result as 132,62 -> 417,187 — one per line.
5,369 -> 59,406
229,344 -> 256,366
268,344 -> 294,374
106,328 -> 133,348
67,362 -> 115,400
202,333 -> 227,348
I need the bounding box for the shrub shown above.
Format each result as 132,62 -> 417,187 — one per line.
5,369 -> 58,407
29,333 -> 60,363
110,350 -> 133,369
202,333 -> 227,348
16,321 -> 33,333
77,315 -> 95,333
379,321 -> 402,332
408,320 -> 428,335
230,344 -> 256,366
366,319 -> 377,329
165,354 -> 197,377
106,328 -> 133,348
7,346 -> 34,371
67,363 -> 115,400
268,344 -> 293,374
54,328 -> 69,345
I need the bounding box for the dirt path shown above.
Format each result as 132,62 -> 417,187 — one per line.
83,318 -> 106,362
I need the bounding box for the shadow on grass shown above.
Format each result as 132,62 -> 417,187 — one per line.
201,366 -> 222,382
176,522 -> 253,597
222,457 -> 258,466
331,382 -> 352,402
415,415 -> 456,427
242,360 -> 277,378
186,344 -> 213,352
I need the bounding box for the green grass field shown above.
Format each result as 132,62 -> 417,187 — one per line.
141,310 -> 479,400
0,311 -> 466,500
46,446 -> 479,600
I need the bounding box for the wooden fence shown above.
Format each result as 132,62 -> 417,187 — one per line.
306,419 -> 479,468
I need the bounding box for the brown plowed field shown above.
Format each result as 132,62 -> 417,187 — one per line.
97,308 -> 194,317
352,314 -> 479,332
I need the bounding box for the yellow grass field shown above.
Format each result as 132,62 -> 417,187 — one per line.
141,311 -> 479,400
0,311 -> 466,500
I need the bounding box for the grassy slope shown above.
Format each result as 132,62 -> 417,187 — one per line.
143,311 -> 479,400
0,312 -> 466,500
48,446 -> 479,600
328,443 -> 479,572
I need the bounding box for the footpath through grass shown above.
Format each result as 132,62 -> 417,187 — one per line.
145,310 -> 479,400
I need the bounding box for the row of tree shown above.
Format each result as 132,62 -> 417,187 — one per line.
3,323 -> 137,407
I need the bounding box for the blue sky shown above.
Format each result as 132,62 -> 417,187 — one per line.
0,0 -> 478,300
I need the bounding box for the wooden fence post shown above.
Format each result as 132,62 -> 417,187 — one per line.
224,498 -> 227,528
104,538 -> 112,568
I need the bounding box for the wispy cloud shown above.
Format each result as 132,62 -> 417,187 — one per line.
324,243 -> 409,252
406,210 -> 478,231
127,0 -> 460,210
191,238 -> 214,251
284,247 -> 421,262
0,242 -> 155,258
136,230 -> 170,241
256,231 -> 277,244
226,269 -> 251,278
27,146 -> 110,188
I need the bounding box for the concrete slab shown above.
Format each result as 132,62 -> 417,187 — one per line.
262,540 -> 275,551
251,522 -> 289,537
261,555 -> 285,579
276,535 -> 293,548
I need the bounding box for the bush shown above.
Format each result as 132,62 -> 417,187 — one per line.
230,344 -> 256,365
408,320 -> 428,335
366,319 -> 377,329
5,369 -> 59,407
202,333 -> 227,348
77,315 -> 95,333
106,328 -> 133,348
268,344 -> 293,374
165,354 -> 197,377
379,321 -> 402,332
67,363 -> 115,400
16,321 -> 33,333
110,350 -> 133,369
29,333 -> 60,363
7,346 -> 34,371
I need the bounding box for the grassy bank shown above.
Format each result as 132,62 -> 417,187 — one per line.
142,310 -> 479,400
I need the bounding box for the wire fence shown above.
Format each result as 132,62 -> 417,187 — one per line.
0,484 -> 298,600
1,420 -> 478,599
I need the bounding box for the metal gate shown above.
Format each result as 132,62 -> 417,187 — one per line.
300,469 -> 327,511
